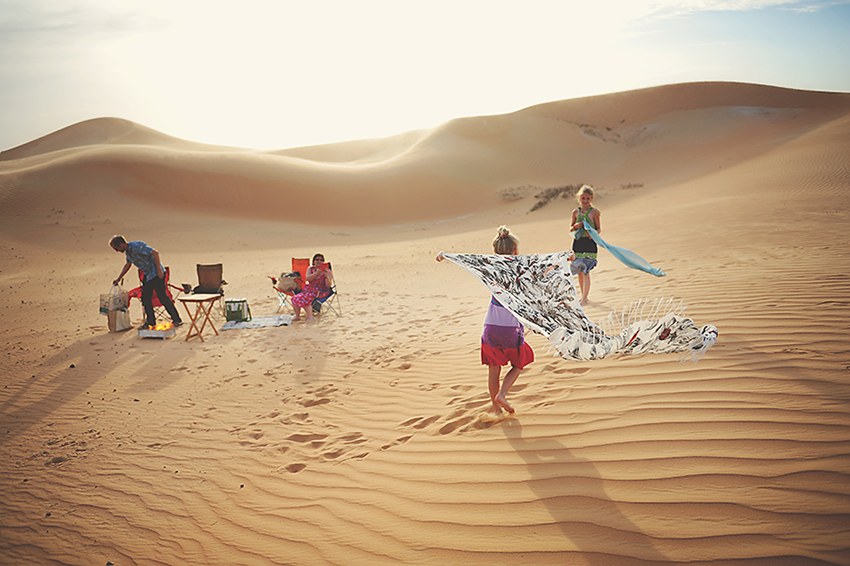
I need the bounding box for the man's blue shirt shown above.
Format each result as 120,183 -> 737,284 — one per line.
125,241 -> 161,282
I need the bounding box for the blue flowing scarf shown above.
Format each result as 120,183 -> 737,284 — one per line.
578,220 -> 666,277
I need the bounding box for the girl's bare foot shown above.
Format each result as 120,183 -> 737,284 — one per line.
494,393 -> 515,414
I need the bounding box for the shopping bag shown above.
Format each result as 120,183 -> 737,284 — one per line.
274,272 -> 300,293
100,284 -> 129,315
101,284 -> 131,332
107,308 -> 132,332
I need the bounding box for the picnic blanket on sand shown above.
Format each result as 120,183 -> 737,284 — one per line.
220,314 -> 292,331
442,252 -> 717,362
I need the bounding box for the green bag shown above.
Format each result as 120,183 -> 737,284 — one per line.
225,298 -> 252,322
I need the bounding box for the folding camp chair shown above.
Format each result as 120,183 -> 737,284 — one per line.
313,262 -> 341,317
314,283 -> 341,317
188,263 -> 226,316
127,267 -> 183,322
272,258 -> 309,314
272,258 -> 341,318
193,263 -> 226,295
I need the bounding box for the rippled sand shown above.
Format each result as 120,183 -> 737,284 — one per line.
2,82 -> 849,565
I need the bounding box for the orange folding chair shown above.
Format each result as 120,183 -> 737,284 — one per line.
272,258 -> 309,314
127,267 -> 183,322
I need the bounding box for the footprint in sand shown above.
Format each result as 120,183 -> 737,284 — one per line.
235,429 -> 268,447
300,397 -> 331,407
279,412 -> 311,425
438,415 -> 476,435
284,463 -> 306,473
381,435 -> 413,450
286,433 -> 328,443
339,432 -> 367,444
313,431 -> 373,460
471,413 -> 512,430
444,408 -> 466,421
322,448 -> 346,459
411,416 -> 440,429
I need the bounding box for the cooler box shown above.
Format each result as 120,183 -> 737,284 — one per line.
225,298 -> 252,322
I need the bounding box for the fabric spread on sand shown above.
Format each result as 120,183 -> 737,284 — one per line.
220,314 -> 292,330
442,252 -> 716,362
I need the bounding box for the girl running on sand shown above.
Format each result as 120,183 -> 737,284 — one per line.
437,226 -> 534,414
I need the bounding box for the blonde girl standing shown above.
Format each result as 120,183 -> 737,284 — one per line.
570,185 -> 601,306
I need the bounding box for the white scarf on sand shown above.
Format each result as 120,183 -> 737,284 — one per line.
442,252 -> 717,362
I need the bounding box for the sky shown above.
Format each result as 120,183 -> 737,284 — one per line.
1,0 -> 849,152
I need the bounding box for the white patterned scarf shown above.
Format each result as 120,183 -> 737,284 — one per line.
442,252 -> 717,362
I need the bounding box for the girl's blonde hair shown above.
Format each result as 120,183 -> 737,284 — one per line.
576,184 -> 595,201
493,225 -> 519,255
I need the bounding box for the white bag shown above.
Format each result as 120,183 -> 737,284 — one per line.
107,308 -> 132,332
100,284 -> 129,315
275,272 -> 300,293
101,284 -> 131,332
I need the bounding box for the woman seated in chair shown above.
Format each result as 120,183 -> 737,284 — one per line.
291,253 -> 333,322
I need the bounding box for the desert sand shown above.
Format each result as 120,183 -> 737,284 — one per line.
1,81 -> 849,565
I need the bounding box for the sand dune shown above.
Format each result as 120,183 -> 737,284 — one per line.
3,82 -> 847,225
1,82 -> 849,565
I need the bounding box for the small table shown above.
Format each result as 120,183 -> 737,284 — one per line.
178,294 -> 221,341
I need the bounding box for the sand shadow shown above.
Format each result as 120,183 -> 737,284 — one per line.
0,327 -> 220,443
1,330 -> 140,444
501,419 -> 669,564
0,318 -> 332,446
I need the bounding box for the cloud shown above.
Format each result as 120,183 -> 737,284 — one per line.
0,1 -> 164,38
640,0 -> 850,18
0,0 -> 167,76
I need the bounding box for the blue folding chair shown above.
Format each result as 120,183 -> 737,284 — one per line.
313,283 -> 341,317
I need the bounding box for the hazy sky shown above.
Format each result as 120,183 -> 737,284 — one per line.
1,0 -> 848,151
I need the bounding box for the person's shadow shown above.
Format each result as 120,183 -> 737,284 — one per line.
501,419 -> 669,563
